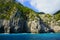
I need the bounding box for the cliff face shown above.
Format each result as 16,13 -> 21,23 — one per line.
0,14 -> 41,33
0,15 -> 55,33
0,0 -> 60,33
0,0 -> 41,33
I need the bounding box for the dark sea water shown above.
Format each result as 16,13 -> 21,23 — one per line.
0,33 -> 60,40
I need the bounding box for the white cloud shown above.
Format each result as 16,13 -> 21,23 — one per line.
16,0 -> 60,14
30,0 -> 60,14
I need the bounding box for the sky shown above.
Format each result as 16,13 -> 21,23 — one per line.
16,0 -> 60,14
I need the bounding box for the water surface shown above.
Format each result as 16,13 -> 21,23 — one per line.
0,33 -> 60,40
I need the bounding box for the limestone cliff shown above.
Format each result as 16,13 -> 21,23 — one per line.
0,0 -> 60,33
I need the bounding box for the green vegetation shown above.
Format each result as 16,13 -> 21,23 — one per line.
54,11 -> 60,21
0,0 -> 60,22
0,0 -> 16,19
0,0 -> 39,20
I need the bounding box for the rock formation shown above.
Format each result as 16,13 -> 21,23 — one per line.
0,0 -> 60,34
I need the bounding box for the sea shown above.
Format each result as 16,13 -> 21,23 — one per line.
0,33 -> 60,40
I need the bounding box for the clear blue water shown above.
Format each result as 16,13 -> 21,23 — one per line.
0,33 -> 60,40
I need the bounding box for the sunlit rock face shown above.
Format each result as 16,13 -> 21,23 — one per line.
0,15 -> 60,33
50,20 -> 60,32
27,17 -> 41,33
39,14 -> 60,33
0,19 -> 23,33
3,20 -> 10,33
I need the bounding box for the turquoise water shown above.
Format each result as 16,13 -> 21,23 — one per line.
0,33 -> 60,40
